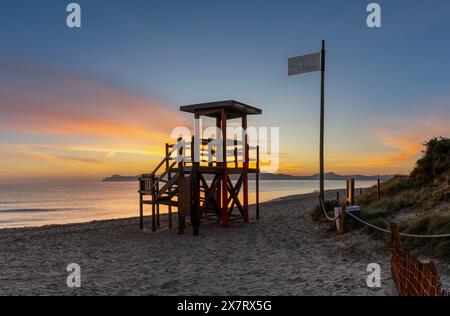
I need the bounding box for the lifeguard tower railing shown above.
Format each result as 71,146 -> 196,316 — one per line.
139,136 -> 260,234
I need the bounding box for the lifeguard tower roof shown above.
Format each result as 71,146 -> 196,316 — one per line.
180,100 -> 262,119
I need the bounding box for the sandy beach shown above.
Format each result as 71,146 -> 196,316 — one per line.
0,191 -> 398,296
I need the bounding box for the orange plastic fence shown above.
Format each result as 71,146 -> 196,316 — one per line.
390,224 -> 449,297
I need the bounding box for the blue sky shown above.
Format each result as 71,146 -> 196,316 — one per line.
1,0 -> 450,182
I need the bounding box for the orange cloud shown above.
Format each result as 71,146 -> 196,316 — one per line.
0,63 -> 189,182
277,107 -> 450,176
0,65 -> 186,141
330,113 -> 450,174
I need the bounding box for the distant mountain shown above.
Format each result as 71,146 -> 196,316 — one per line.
259,172 -> 394,181
102,175 -> 140,182
102,172 -> 395,182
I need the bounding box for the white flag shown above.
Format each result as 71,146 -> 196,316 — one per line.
288,52 -> 321,76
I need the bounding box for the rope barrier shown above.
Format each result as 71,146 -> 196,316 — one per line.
343,211 -> 391,233
319,198 -> 341,221
345,209 -> 450,238
319,197 -> 450,239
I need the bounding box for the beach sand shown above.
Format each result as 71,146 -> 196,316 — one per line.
0,191 -> 398,296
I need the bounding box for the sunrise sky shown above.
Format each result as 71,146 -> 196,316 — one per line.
1,0 -> 450,183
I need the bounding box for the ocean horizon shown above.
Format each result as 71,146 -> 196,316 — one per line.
0,180 -> 378,229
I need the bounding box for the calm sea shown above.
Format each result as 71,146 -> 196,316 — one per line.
0,180 -> 377,229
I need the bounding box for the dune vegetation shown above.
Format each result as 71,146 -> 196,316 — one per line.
359,137 -> 449,260
314,137 -> 450,261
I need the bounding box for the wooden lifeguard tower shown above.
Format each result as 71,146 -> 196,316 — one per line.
139,100 -> 262,235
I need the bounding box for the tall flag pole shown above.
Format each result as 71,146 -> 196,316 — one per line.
319,40 -> 326,201
288,40 -> 326,201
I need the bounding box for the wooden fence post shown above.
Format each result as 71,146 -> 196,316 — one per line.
377,179 -> 381,201
390,223 -> 401,250
346,178 -> 355,206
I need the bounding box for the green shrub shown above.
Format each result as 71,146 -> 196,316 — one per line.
411,137 -> 450,186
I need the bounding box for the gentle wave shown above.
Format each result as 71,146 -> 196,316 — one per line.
0,208 -> 75,214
